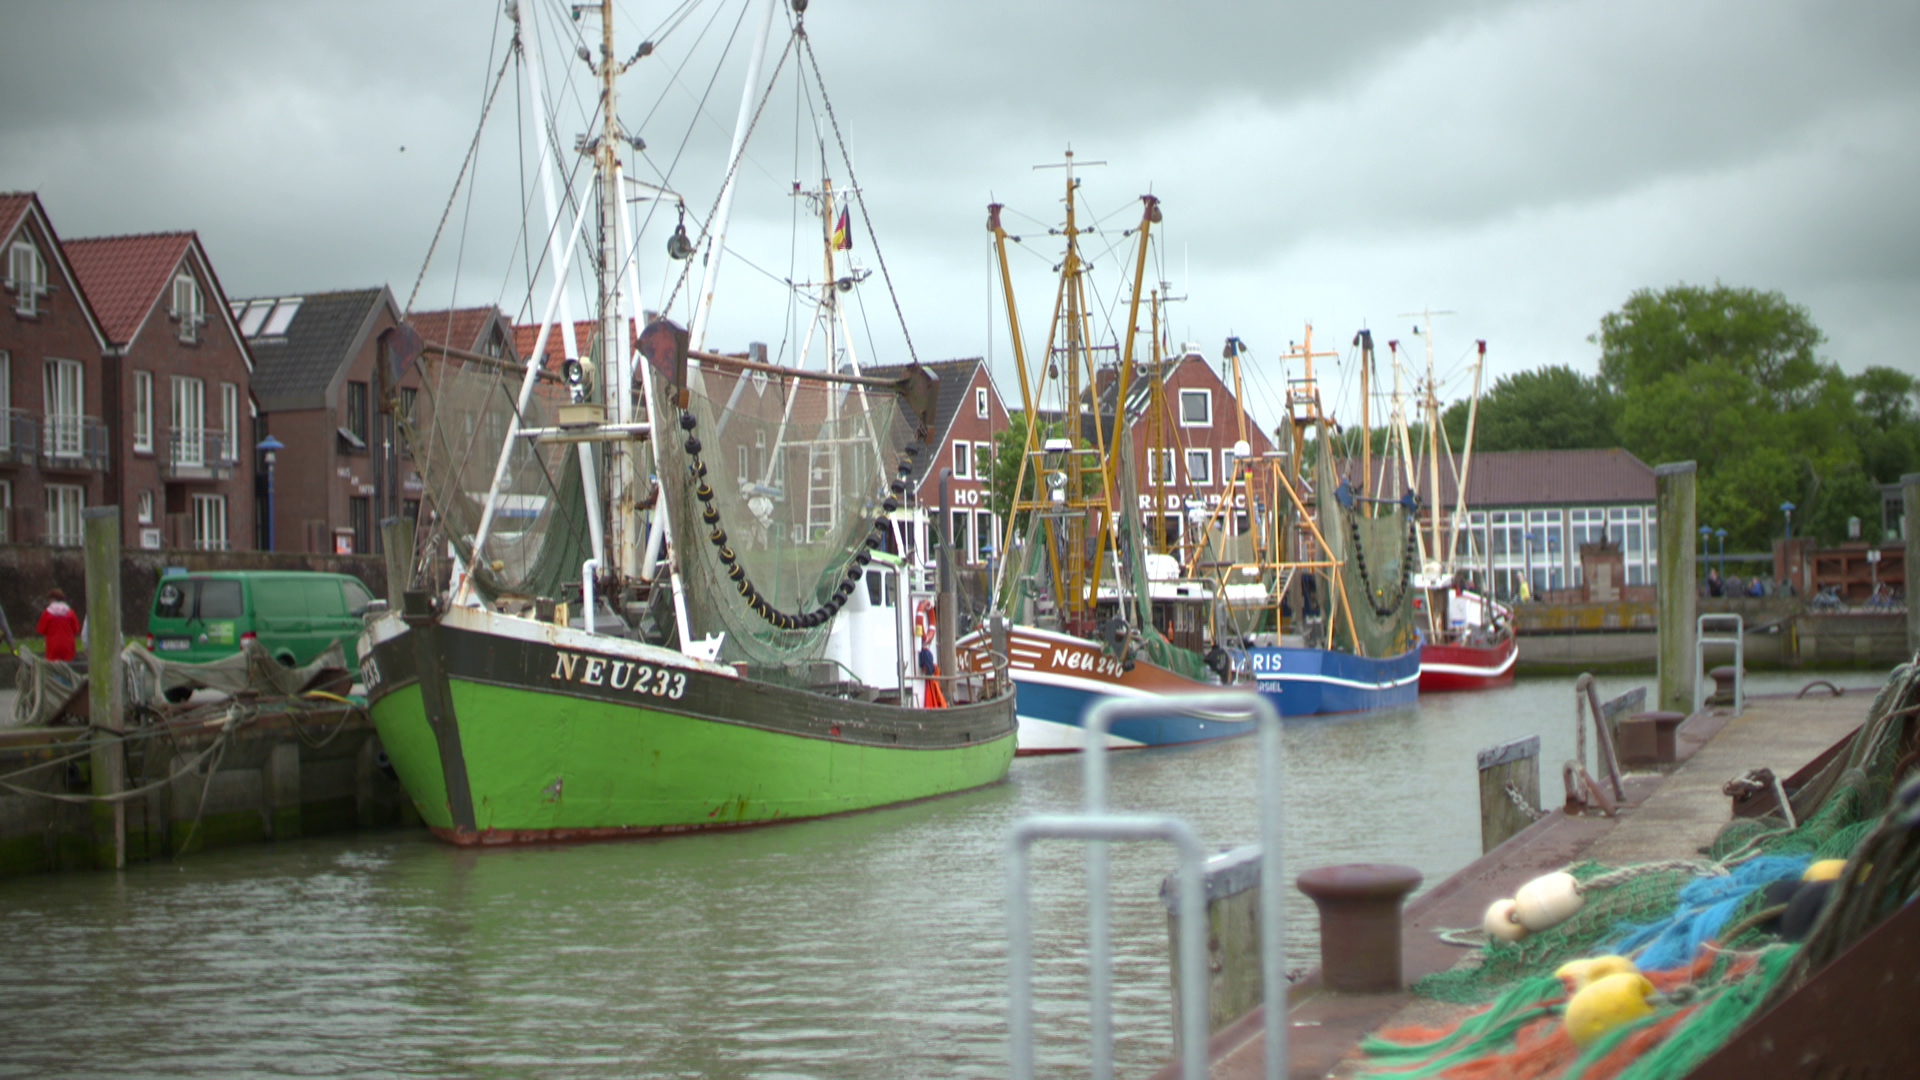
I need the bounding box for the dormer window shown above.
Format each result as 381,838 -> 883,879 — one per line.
8,240 -> 47,316
172,273 -> 204,343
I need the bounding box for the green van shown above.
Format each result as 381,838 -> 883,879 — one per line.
147,571 -> 376,671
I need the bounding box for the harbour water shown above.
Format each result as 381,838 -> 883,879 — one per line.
0,670 -> 1877,1078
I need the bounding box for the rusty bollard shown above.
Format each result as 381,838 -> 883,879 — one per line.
1296,863 -> 1423,993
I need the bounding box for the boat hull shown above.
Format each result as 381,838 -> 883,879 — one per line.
1246,645 -> 1421,715
965,624 -> 1252,754
1418,635 -> 1518,691
360,607 -> 1016,845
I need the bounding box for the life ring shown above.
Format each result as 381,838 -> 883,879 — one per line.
913,598 -> 935,644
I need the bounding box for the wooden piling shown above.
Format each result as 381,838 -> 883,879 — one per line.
1478,736 -> 1541,853
1905,473 -> 1920,656
1163,845 -> 1265,1039
1655,461 -> 1698,714
83,506 -> 125,870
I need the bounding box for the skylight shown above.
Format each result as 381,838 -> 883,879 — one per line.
262,298 -> 303,336
237,301 -> 272,337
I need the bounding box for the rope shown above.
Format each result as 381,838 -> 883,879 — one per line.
0,708 -> 248,805
797,27 -> 919,366
405,38 -> 519,315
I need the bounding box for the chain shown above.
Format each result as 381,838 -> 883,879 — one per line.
1504,780 -> 1547,821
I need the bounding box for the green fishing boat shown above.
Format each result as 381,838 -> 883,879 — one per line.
358,0 -> 1015,845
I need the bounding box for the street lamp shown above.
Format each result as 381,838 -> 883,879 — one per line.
1714,528 -> 1727,580
1699,525 -> 1712,580
1781,501 -> 1796,540
257,435 -> 284,551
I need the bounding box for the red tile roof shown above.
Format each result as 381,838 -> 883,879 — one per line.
411,306 -> 509,356
513,319 -> 638,370
0,194 -> 30,243
63,232 -> 193,345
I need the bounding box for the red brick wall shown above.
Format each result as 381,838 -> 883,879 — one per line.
0,211 -> 108,545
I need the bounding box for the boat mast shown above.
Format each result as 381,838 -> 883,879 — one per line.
1447,340 -> 1487,569
689,0 -> 781,350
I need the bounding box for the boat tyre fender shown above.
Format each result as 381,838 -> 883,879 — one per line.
1204,644 -> 1232,680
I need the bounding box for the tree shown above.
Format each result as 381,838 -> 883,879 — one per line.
1849,366 -> 1920,499
1593,283 -> 1860,550
1440,364 -> 1616,452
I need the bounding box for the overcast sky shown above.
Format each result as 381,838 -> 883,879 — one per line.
4,0 -> 1916,429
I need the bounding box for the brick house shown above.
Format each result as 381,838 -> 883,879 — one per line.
1104,344 -> 1279,562
238,286 -> 425,554
863,357 -> 1011,570
0,193 -> 112,546
64,229 -> 255,551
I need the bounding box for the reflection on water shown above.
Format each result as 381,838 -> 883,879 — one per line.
0,671 -> 1878,1078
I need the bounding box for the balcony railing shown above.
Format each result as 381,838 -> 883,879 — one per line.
0,409 -> 36,465
162,429 -> 240,481
41,414 -> 110,472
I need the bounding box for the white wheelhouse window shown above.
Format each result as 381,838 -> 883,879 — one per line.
1179,389 -> 1211,427
192,493 -> 228,551
132,370 -> 153,452
173,272 -> 204,343
9,241 -> 47,316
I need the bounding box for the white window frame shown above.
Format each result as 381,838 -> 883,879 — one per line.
952,439 -> 971,480
44,358 -> 83,458
138,489 -> 154,525
220,382 -> 239,462
1185,447 -> 1213,486
171,375 -> 205,467
191,493 -> 228,551
0,349 -> 10,415
132,370 -> 153,453
1179,388 -> 1212,427
974,386 -> 989,419
172,272 -> 204,343
46,483 -> 84,546
1148,448 -> 1176,485
9,241 -> 47,317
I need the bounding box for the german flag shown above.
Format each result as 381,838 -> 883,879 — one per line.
831,207 -> 851,250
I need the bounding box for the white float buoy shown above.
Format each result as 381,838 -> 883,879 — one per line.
1513,871 -> 1584,932
1482,898 -> 1529,942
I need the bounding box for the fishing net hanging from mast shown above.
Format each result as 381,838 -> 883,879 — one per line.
412,348 -> 593,604
647,336 -> 922,674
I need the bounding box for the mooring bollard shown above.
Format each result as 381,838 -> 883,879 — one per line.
1296,863 -> 1423,993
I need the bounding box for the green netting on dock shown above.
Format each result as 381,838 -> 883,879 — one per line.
1360,662 -> 1920,1079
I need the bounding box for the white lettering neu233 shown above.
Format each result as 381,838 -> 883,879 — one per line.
550,650 -> 687,699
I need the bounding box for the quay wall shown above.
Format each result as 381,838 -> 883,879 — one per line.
1515,599 -> 1910,675
0,709 -> 416,875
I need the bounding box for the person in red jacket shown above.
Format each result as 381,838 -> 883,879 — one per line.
36,588 -> 82,662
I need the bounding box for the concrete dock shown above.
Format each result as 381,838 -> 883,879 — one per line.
1175,678 -> 1888,1080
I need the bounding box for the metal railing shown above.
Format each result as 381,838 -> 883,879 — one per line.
1005,692 -> 1286,1080
161,429 -> 240,478
40,414 -> 109,470
0,409 -> 35,464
